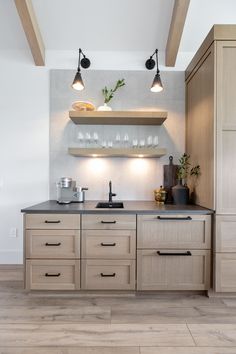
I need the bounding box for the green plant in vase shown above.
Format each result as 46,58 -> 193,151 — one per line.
173,153 -> 201,205
98,79 -> 125,111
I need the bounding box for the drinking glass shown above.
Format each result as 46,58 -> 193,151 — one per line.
132,139 -> 138,148
153,136 -> 159,147
115,133 -> 121,147
93,132 -> 99,147
85,132 -> 91,147
77,132 -> 84,147
124,133 -> 129,148
147,136 -> 153,147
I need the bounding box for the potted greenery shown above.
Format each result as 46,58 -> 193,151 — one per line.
172,154 -> 201,205
98,79 -> 125,111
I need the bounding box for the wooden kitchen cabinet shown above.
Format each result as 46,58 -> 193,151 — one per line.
137,214 -> 211,291
24,213 -> 81,290
81,229 -> 136,259
26,259 -> 80,290
137,249 -> 210,291
81,259 -> 135,290
81,214 -> 136,290
137,214 -> 211,249
186,25 -> 236,292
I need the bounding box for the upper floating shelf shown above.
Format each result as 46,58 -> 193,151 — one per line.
69,111 -> 167,126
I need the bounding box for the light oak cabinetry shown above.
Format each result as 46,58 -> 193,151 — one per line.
25,214 -> 80,290
186,25 -> 236,292
137,214 -> 211,291
24,210 -> 211,292
81,214 -> 136,290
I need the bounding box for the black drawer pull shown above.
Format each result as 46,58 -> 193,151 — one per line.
157,251 -> 192,256
45,242 -> 61,246
101,221 -> 117,224
101,242 -> 116,247
100,272 -> 116,277
45,220 -> 61,224
45,272 -> 61,277
157,216 -> 192,221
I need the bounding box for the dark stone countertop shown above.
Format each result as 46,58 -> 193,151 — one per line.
21,200 -> 214,215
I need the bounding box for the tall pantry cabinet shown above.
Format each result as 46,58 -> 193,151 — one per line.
186,25 -> 236,292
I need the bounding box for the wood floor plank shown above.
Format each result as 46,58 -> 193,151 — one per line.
186,306 -> 236,324
188,324 -> 236,346
0,324 -> 195,347
0,347 -> 139,354
111,305 -> 199,323
0,305 -> 111,323
140,348 -> 236,354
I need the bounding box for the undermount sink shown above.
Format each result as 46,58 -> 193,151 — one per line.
96,202 -> 124,209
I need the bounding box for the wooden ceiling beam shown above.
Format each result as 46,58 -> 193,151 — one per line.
165,0 -> 190,67
14,0 -> 45,66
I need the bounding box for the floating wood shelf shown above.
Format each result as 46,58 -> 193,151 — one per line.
69,111 -> 167,125
68,147 -> 167,158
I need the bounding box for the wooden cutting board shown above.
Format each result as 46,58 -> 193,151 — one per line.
164,156 -> 178,203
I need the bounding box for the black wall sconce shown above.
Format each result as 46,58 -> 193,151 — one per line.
145,49 -> 163,92
71,48 -> 91,91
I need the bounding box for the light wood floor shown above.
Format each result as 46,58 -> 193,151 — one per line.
1,266 -> 236,353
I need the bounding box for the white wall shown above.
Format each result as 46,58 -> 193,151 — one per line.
0,50 -> 49,263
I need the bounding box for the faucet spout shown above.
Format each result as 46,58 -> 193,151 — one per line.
108,180 -> 116,203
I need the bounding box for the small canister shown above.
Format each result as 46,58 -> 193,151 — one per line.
154,185 -> 167,205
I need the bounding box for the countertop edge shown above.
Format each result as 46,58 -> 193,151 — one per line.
21,200 -> 214,215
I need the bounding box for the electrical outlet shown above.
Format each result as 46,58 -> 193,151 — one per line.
9,227 -> 17,238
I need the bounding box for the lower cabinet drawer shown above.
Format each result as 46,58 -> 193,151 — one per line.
26,260 -> 80,290
25,214 -> 80,230
137,249 -> 210,291
81,259 -> 135,290
81,230 -> 136,259
215,253 -> 236,292
26,230 -> 80,259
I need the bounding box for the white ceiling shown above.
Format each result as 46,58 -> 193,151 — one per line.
1,0 -> 236,67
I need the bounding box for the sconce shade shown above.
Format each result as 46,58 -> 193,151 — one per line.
151,72 -> 163,93
71,70 -> 85,91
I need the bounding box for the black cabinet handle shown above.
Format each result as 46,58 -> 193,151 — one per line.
101,221 -> 117,224
101,242 -> 116,247
45,272 -> 61,277
100,272 -> 116,277
157,216 -> 192,221
157,251 -> 192,256
45,242 -> 61,246
45,220 -> 61,224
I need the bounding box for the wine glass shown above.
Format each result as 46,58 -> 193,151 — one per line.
77,132 -> 84,147
124,133 -> 129,148
153,136 -> 159,147
115,133 -> 121,147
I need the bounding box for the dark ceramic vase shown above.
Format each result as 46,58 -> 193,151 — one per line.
172,180 -> 189,205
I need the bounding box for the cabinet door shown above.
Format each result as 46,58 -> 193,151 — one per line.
82,214 -> 136,230
215,253 -> 236,292
82,230 -> 136,259
137,214 -> 211,249
26,229 -> 80,259
186,44 -> 215,210
26,260 -> 80,290
25,214 -> 80,230
215,215 -> 236,252
137,249 -> 210,291
216,41 -> 236,213
81,259 -> 135,290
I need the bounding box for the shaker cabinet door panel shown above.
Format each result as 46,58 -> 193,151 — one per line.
137,214 -> 211,249
137,249 -> 210,291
